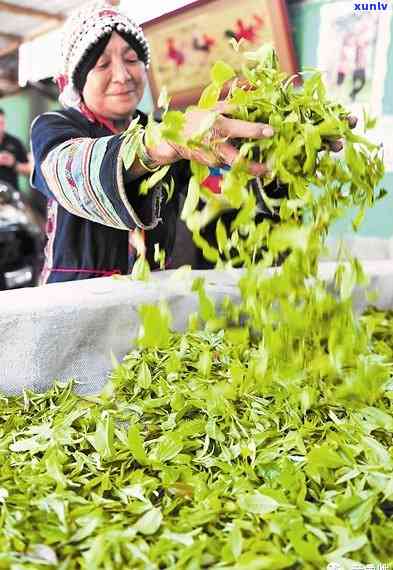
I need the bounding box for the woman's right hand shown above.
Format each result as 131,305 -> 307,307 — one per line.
146,104 -> 274,176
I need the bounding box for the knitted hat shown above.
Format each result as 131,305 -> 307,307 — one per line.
57,1 -> 150,108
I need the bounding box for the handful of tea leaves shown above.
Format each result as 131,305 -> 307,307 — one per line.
125,43 -> 384,267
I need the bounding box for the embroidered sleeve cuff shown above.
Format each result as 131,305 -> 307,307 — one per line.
41,134 -> 163,230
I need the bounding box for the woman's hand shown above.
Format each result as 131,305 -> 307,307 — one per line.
146,104 -> 274,176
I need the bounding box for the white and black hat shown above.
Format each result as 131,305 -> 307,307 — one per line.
58,1 -> 150,107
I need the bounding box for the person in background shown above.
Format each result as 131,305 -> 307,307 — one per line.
0,108 -> 31,192
30,1 -> 273,284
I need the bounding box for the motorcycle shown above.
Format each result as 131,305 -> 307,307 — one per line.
0,180 -> 44,290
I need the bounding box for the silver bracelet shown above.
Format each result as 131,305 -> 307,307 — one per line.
138,133 -> 161,172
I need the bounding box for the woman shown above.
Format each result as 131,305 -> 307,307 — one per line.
31,2 -> 273,284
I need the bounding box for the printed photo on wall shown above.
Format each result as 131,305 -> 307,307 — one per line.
317,1 -> 392,115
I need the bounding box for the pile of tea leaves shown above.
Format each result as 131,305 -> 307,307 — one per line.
1,46 -> 392,570
1,285 -> 393,569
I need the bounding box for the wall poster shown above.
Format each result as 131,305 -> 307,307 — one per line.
143,0 -> 298,108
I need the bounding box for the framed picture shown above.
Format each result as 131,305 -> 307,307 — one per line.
143,0 -> 298,108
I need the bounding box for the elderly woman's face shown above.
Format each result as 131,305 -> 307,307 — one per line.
82,32 -> 146,120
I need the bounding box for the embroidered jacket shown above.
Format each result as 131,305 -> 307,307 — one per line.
31,108 -> 188,284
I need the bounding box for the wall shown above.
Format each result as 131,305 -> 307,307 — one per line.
288,0 -> 393,238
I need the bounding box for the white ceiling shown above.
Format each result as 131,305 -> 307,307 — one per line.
0,0 -> 88,54
0,0 -> 197,55
0,0 -> 198,89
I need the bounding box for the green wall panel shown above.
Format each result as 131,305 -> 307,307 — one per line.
289,2 -> 320,68
0,92 -> 30,145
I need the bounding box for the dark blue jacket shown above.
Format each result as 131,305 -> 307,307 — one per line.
31,108 -> 188,283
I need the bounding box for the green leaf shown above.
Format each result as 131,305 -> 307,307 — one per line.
269,224 -> 310,254
303,123 -> 321,174
87,412 -> 115,459
238,492 -> 279,516
307,444 -> 348,472
192,277 -> 216,321
138,165 -> 170,195
181,176 -> 200,221
229,523 -> 243,558
155,433 -> 183,462
198,83 -> 221,110
363,108 -> 377,132
127,424 -> 149,465
216,218 -> 228,254
198,350 -> 212,377
135,508 -> 163,535
352,206 -> 366,232
137,361 -> 152,389
131,256 -> 151,281
161,111 -> 186,144
210,60 -> 236,86
138,303 -> 172,349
